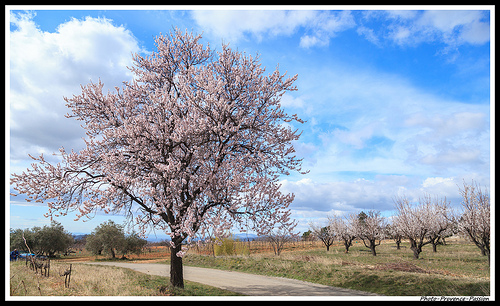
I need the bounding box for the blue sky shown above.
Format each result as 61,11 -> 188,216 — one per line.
7,6 -> 493,239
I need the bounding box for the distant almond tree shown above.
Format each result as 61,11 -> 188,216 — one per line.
423,195 -> 453,253
329,213 -> 356,253
393,196 -> 434,259
353,210 -> 386,256
10,28 -> 306,288
265,221 -> 299,256
309,219 -> 336,251
385,222 -> 403,250
457,180 -> 490,263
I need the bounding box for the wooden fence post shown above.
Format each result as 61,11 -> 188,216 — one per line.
60,264 -> 72,288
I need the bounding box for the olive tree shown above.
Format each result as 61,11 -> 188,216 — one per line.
10,221 -> 73,257
85,220 -> 126,259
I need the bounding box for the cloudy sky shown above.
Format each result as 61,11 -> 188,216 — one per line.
7,6 -> 492,238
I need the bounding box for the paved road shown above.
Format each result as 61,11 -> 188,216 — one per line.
82,261 -> 378,296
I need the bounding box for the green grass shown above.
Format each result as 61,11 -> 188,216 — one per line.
181,240 -> 490,296
9,261 -> 241,296
10,240 -> 490,296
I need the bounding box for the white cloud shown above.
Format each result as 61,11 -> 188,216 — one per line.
299,11 -> 356,48
365,10 -> 490,49
404,112 -> 487,139
191,10 -> 356,48
356,26 -> 381,46
332,123 -> 377,149
418,175 -> 489,202
292,57 -> 489,188
385,10 -> 419,20
9,12 -> 142,166
419,10 -> 490,45
459,16 -> 491,44
191,10 -> 315,43
420,149 -> 482,166
389,26 -> 412,45
403,111 -> 489,171
283,172 -> 490,232
281,176 -> 404,213
299,35 -> 324,48
280,93 -> 304,109
191,9 -> 489,53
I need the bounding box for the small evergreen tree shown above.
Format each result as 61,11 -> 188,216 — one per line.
85,220 -> 126,258
37,221 -> 74,257
119,232 -> 147,257
10,221 -> 73,257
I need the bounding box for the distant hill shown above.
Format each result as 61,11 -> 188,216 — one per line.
72,233 -> 88,240
233,233 -> 259,241
71,232 -> 260,243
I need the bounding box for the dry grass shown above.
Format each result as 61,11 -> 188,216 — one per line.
9,261 -> 155,296
182,239 -> 491,296
11,237 -> 489,296
9,261 -> 241,296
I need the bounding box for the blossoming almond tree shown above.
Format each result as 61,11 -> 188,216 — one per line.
353,210 -> 386,256
309,218 -> 336,251
423,195 -> 452,253
329,213 -> 356,253
10,28 -> 306,288
394,194 -> 454,259
393,195 -> 433,259
457,180 -> 490,264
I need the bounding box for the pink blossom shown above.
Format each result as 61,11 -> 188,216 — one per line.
10,28 -> 306,288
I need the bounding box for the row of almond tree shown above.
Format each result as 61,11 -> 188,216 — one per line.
308,180 -> 490,264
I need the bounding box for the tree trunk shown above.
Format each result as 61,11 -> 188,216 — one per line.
409,239 -> 421,259
428,236 -> 438,252
479,245 -> 486,256
343,239 -> 351,253
170,244 -> 184,288
477,245 -> 490,265
370,244 -> 377,256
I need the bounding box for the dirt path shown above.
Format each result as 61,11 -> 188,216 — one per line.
82,261 -> 378,296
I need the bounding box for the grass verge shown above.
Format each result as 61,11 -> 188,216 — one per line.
9,261 -> 241,296
181,241 -> 490,296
